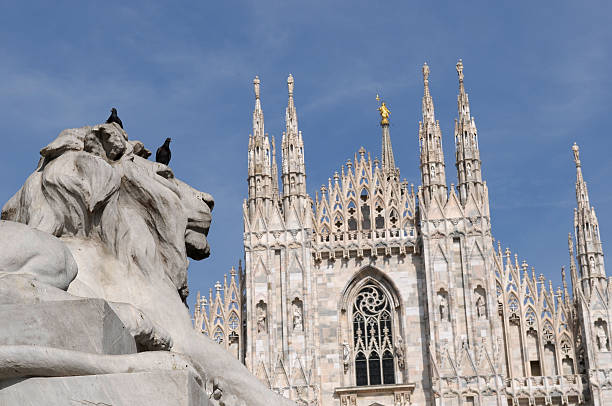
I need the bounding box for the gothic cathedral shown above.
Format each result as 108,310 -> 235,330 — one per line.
193,61 -> 612,406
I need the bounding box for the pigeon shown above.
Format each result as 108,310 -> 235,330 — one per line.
106,107 -> 123,128
156,138 -> 172,165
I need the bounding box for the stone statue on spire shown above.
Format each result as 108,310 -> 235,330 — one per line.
287,74 -> 294,96
456,59 -> 464,83
422,63 -> 430,82
572,142 -> 580,166
254,76 -> 260,99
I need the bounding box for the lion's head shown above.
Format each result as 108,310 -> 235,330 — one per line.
1,123 -> 213,301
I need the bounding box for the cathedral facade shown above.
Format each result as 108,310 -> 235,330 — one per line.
193,62 -> 612,406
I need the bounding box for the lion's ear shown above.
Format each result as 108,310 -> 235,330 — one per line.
42,151 -> 121,229
76,153 -> 122,212
40,127 -> 89,161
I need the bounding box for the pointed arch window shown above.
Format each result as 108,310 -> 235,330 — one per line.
334,213 -> 344,233
525,308 -> 536,328
375,201 -> 385,229
228,312 -> 240,331
347,200 -> 358,231
352,283 -> 396,386
213,326 -> 224,344
388,209 -> 399,228
321,225 -> 330,242
360,189 -> 371,230
508,296 -> 520,324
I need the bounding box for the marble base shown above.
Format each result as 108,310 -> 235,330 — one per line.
0,299 -> 136,355
0,370 -> 208,406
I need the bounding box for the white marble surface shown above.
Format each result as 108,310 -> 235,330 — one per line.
0,299 -> 136,355
0,124 -> 295,406
0,370 -> 209,406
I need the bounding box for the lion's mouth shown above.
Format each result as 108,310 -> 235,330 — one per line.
180,187 -> 213,262
185,221 -> 210,260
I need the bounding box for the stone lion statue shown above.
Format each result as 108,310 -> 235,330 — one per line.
0,123 -> 294,406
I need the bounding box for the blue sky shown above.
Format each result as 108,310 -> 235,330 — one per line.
1,2 -> 611,308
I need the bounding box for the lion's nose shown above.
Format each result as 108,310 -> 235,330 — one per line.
195,191 -> 214,211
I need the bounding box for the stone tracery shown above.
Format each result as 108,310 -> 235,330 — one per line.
193,265 -> 242,358
233,69 -> 612,406
352,283 -> 395,386
495,246 -> 579,384
313,149 -> 416,260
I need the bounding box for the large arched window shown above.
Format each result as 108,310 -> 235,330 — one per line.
352,283 -> 396,386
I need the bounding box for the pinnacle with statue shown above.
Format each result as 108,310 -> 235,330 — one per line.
376,94 -> 391,126
1,61 -> 610,406
193,62 -> 610,406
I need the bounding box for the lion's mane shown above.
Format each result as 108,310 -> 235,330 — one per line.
2,124 -> 213,299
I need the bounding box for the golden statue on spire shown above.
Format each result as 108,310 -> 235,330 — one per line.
376,94 -> 390,126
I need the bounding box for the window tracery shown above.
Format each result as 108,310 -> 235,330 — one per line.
542,321 -> 554,344
193,268 -> 242,359
228,312 -> 239,330
213,326 -> 224,344
389,209 -> 399,228
361,202 -> 371,230
334,214 -> 344,233
374,201 -> 385,229
560,338 -> 572,356
494,246 -> 581,381
525,308 -> 536,328
352,283 -> 396,386
508,296 -> 520,324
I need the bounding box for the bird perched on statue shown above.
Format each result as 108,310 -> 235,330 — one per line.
105,107 -> 123,129
156,138 -> 172,165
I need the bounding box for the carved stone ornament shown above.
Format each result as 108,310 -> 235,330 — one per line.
395,335 -> 405,370
342,342 -> 350,373
0,123 -> 294,406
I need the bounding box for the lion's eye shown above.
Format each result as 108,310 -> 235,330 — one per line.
156,168 -> 173,179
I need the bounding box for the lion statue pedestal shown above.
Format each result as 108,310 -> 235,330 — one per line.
0,124 -> 296,406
